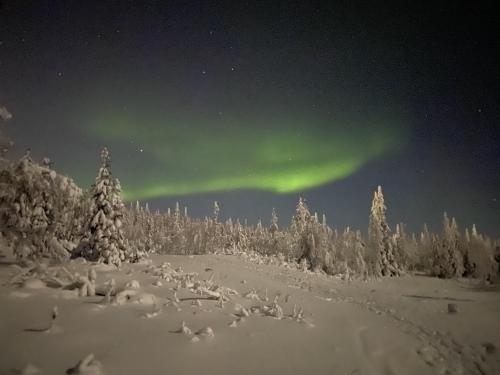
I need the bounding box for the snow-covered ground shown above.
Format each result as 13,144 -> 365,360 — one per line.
1,253 -> 499,375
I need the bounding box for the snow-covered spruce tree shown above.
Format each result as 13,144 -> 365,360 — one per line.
291,197 -> 332,271
291,197 -> 310,236
416,223 -> 434,271
291,197 -> 312,261
392,223 -> 419,271
221,217 -> 237,253
234,218 -> 248,253
213,201 -> 220,223
169,201 -> 188,254
173,202 -> 181,232
85,148 -> 130,266
206,201 -> 223,253
331,227 -> 366,277
0,151 -> 83,259
368,186 -> 401,276
462,225 -> 497,281
354,230 -> 369,279
269,208 -> 279,237
0,106 -> 13,163
145,209 -> 155,253
429,213 -> 464,278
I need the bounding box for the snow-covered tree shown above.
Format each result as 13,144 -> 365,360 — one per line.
291,197 -> 310,235
321,214 -> 328,232
173,202 -> 181,232
463,224 -> 497,281
213,201 -> 220,223
85,148 -> 127,266
269,208 -> 279,237
0,105 -> 13,166
290,197 -> 332,271
290,197 -> 311,259
392,223 -> 418,271
368,186 -> 401,276
0,150 -> 83,259
256,219 -> 263,236
429,213 -> 464,278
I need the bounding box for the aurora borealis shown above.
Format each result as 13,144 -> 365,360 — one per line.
1,2 -> 499,236
88,111 -> 408,200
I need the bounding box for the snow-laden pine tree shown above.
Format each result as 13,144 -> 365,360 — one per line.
213,201 -> 220,223
290,197 -> 331,271
234,218 -> 248,252
429,213 -> 464,278
256,219 -> 263,236
0,150 -> 83,259
86,148 -> 127,266
462,224 -> 497,281
0,106 -> 13,162
173,202 -> 181,232
206,201 -> 222,253
269,208 -> 279,237
417,223 -> 433,271
291,197 -> 310,235
392,223 -> 418,271
368,186 -> 401,276
321,214 -> 328,233
442,214 -> 464,277
291,197 -> 311,260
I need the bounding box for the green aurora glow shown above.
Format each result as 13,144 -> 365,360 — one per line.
88,112 -> 409,200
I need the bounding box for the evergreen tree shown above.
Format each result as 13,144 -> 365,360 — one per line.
291,197 -> 310,235
463,224 -> 497,281
174,202 -> 181,231
368,186 -> 401,276
0,105 -> 13,160
290,197 -> 330,271
291,197 -> 311,260
0,150 -> 83,259
86,148 -> 127,266
392,223 -> 418,271
434,213 -> 464,278
321,214 -> 328,232
269,208 -> 279,237
256,219 -> 263,236
213,201 -> 220,223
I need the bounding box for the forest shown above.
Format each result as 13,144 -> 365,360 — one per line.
1,117 -> 498,283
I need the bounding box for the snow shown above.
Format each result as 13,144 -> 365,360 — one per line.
1,253 -> 499,374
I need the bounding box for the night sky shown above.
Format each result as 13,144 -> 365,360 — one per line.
1,1 -> 499,236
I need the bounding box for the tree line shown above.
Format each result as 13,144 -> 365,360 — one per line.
0,126 -> 498,280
